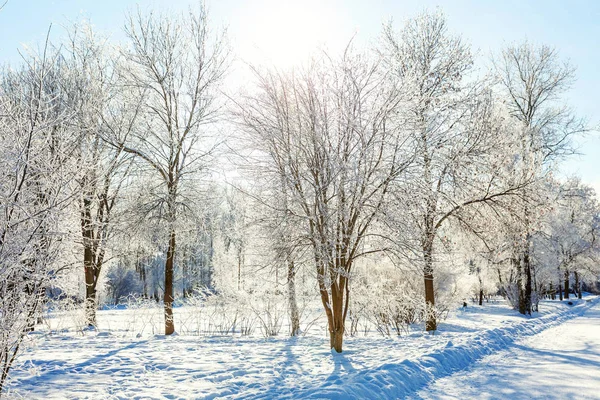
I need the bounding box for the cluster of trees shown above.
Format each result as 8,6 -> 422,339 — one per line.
1,6 -> 598,389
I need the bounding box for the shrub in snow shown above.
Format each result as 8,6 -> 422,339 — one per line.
351,272 -> 423,336
41,296 -> 88,335
250,290 -> 287,337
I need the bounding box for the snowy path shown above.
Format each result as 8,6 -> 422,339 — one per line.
414,300 -> 600,399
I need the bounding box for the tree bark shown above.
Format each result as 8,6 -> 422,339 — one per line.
564,269 -> 570,300
317,258 -> 348,352
516,256 -> 527,315
423,242 -> 436,331
237,255 -> 241,291
558,270 -> 563,301
330,326 -> 344,353
82,195 -> 98,327
523,246 -> 532,315
83,247 -> 97,326
164,227 -> 176,335
574,271 -> 582,299
287,260 -> 300,336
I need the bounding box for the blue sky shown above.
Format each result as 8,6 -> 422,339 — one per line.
1,0 -> 598,188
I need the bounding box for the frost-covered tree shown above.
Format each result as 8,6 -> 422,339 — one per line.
105,5 -> 229,334
0,40 -> 78,394
56,24 -> 138,327
493,42 -> 588,314
535,179 -> 600,300
237,47 -> 410,352
381,11 -> 531,330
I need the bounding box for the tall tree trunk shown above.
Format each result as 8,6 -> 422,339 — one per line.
164,227 -> 176,335
330,275 -> 347,352
330,323 -> 344,353
141,263 -> 148,298
207,234 -> 214,289
317,258 -> 348,353
82,195 -> 97,327
497,268 -> 506,298
523,244 -> 532,315
287,260 -> 300,336
558,269 -> 563,301
516,256 -> 527,314
564,269 -> 570,300
478,273 -> 484,306
423,243 -> 436,331
329,284 -> 345,353
83,246 -> 96,327
574,271 -> 582,299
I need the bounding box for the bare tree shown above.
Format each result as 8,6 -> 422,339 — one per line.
237,46 -> 410,352
381,11 -> 533,330
107,5 -> 228,334
55,24 -> 138,327
494,42 -> 588,314
0,36 -> 77,394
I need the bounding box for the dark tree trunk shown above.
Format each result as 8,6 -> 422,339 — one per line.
164,227 -> 176,335
318,258 -> 349,353
497,268 -> 506,298
83,247 -> 96,326
82,195 -> 100,327
140,260 -> 148,298
423,240 -> 436,331
424,269 -> 436,331
516,256 -> 526,315
558,271 -> 563,300
479,289 -> 483,306
330,277 -> 347,353
523,247 -> 532,315
564,269 -> 570,300
207,234 -> 214,289
574,271 -> 582,299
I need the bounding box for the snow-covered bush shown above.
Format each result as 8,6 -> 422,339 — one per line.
41,296 -> 87,335
351,269 -> 423,336
250,290 -> 287,337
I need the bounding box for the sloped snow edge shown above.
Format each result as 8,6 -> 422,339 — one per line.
296,298 -> 599,400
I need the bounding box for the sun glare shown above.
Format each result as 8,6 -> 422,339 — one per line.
242,0 -> 344,67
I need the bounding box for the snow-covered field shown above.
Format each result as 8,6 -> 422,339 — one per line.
5,297 -> 599,399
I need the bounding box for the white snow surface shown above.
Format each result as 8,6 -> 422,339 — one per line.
413,298 -> 600,400
6,298 -> 599,399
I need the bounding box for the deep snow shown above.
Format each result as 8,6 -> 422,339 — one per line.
5,297 -> 599,399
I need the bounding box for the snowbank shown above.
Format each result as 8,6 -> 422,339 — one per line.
290,298 -> 598,399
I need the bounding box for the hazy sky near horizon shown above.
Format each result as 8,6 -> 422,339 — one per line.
1,0 -> 598,188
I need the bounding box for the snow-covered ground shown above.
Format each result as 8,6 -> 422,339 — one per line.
5,297 -> 598,399
413,299 -> 600,400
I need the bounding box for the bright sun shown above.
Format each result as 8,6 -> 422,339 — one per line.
240,0 -> 345,67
